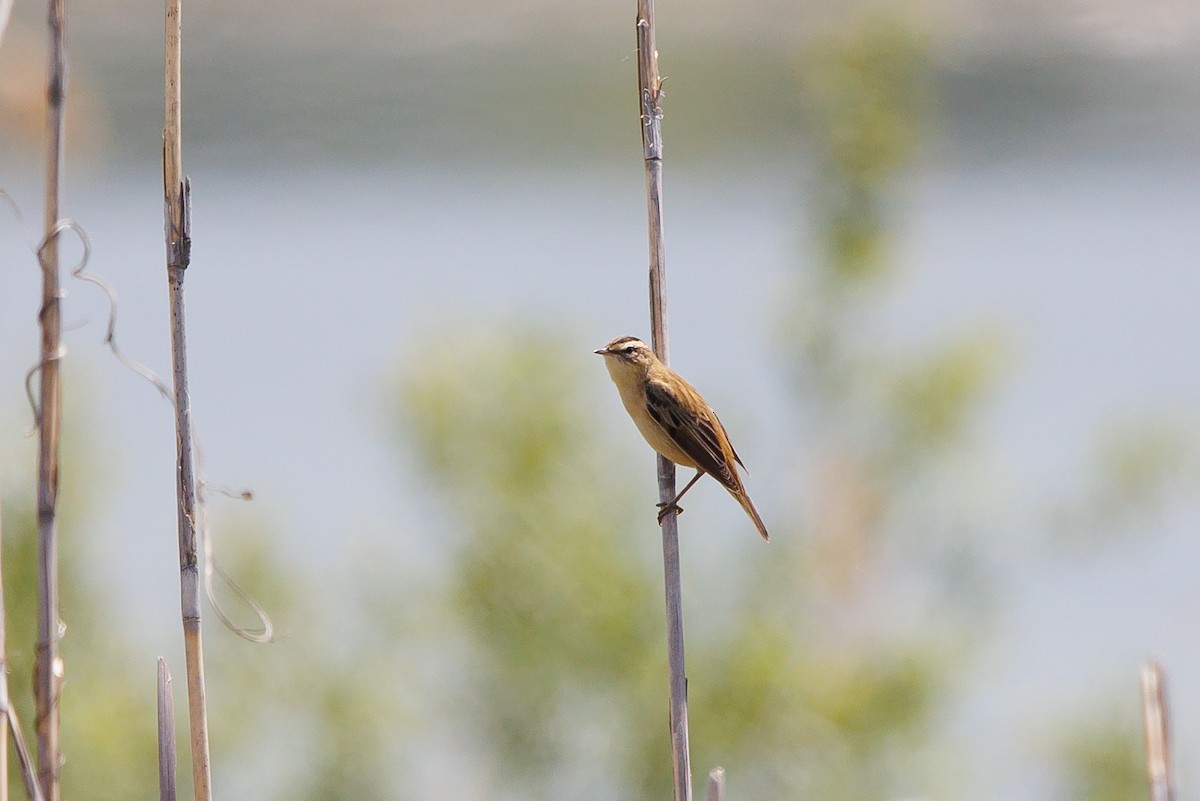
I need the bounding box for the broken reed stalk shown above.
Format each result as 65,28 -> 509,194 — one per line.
0,504 -> 41,801
635,3 -> 692,801
1141,661 -> 1174,801
35,0 -> 68,797
706,767 -> 724,801
157,659 -> 177,801
4,706 -> 41,801
0,496 -> 7,801
163,1 -> 212,799
0,495 -> 43,801
0,0 -> 14,50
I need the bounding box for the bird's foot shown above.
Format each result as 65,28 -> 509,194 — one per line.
656,501 -> 684,524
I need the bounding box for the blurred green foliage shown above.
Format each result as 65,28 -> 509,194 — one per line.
1050,415 -> 1199,547
394,328 -> 950,801
1,489 -> 158,799
1055,708 -> 1145,801
399,331 -> 665,796
801,16 -> 929,286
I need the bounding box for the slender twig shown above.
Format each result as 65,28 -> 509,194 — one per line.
706,767 -> 724,801
0,494 -> 28,801
635,4 -> 692,801
163,1 -> 212,799
35,0 -> 68,797
0,497 -> 44,801
1141,661 -> 1174,801
5,708 -> 43,801
0,495 -> 7,801
0,0 -> 14,51
157,659 -> 177,801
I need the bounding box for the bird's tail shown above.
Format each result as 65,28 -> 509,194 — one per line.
732,487 -> 770,542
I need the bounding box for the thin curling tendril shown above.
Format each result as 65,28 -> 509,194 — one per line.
2,187 -> 276,642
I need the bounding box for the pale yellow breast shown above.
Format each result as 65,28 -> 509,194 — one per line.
605,360 -> 699,469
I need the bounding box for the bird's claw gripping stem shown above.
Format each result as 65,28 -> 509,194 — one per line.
656,501 -> 684,524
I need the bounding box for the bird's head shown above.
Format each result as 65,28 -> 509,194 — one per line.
594,336 -> 656,375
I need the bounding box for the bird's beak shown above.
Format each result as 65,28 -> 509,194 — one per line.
593,347 -> 608,355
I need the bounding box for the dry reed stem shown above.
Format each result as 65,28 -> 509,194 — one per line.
4,707 -> 43,801
0,499 -> 32,801
34,0 -> 67,797
0,495 -> 7,801
1141,661 -> 1174,801
635,3 -> 692,800
0,0 -> 14,50
706,767 -> 724,801
0,497 -> 44,801
157,659 -> 177,801
163,0 -> 212,798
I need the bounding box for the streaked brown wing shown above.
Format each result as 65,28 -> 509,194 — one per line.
713,410 -> 747,470
645,379 -> 739,491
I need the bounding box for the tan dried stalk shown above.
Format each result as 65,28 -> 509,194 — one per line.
0,495 -> 7,801
34,0 -> 68,797
1141,661 -> 1175,801
0,495 -> 43,801
163,0 -> 212,798
635,3 -> 693,800
706,767 -> 725,801
157,658 -> 177,801
0,0 -> 14,50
